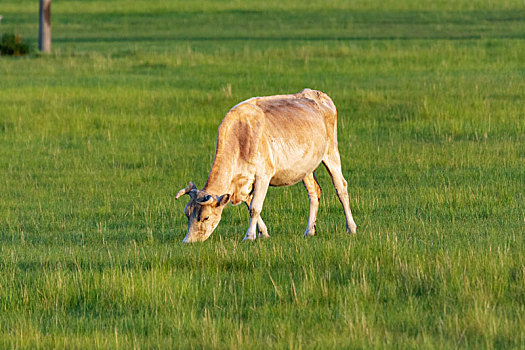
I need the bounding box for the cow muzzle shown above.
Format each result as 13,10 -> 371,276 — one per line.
182,228 -> 213,243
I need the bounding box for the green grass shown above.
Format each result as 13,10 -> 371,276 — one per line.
1,0 -> 524,348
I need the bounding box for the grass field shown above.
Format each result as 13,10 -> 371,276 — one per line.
1,0 -> 524,348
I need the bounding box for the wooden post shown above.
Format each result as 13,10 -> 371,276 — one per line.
39,0 -> 51,52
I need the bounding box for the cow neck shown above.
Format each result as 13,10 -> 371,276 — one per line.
203,153 -> 235,197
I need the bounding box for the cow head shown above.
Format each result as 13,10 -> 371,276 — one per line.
175,182 -> 230,242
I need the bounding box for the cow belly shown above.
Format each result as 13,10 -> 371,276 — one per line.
269,141 -> 326,187
270,167 -> 318,186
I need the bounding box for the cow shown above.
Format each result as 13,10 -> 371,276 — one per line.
175,89 -> 357,242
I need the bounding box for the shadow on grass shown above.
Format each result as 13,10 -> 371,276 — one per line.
51,33 -> 525,44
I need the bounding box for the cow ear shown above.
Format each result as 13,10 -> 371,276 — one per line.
217,194 -> 230,206
197,195 -> 214,206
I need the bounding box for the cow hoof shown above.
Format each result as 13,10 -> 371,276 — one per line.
304,230 -> 316,237
242,235 -> 256,242
259,233 -> 270,239
346,224 -> 357,235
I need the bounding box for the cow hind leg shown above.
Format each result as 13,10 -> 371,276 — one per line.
303,172 -> 321,237
322,150 -> 357,234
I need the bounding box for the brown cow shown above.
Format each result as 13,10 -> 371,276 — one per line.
176,89 -> 357,242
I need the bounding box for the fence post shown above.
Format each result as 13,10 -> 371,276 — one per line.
39,0 -> 51,52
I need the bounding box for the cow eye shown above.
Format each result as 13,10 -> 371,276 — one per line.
203,216 -> 210,221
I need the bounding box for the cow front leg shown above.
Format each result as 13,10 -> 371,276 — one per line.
243,176 -> 270,241
303,172 -> 321,237
244,200 -> 269,238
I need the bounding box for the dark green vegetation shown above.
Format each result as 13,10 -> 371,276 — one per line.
1,0 -> 524,348
0,33 -> 30,56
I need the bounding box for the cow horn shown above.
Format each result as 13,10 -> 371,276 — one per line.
175,182 -> 197,200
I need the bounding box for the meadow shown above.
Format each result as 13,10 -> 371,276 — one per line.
1,0 -> 524,348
